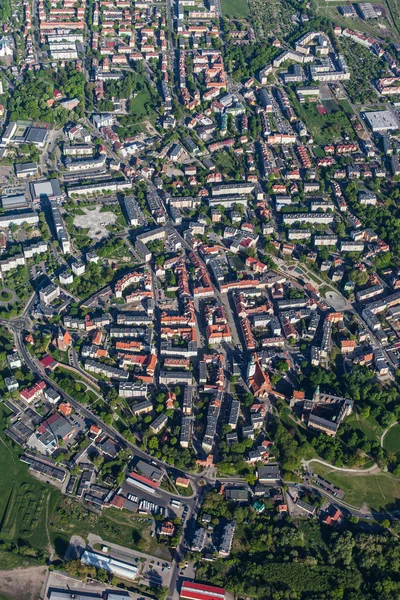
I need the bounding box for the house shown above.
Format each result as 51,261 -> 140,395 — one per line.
58,402 -> 72,417
20,381 -> 46,403
44,387 -> 61,405
257,464 -> 281,484
225,487 -> 248,503
5,376 -> 19,392
7,352 -> 21,369
98,438 -> 119,458
150,413 -> 168,434
160,521 -> 175,536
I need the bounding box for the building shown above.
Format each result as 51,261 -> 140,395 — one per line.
31,179 -> 62,201
150,413 -> 168,434
39,284 -> 60,305
304,386 -> 353,436
118,382 -> 148,398
1,193 -> 28,209
50,200 -> 70,254
180,416 -> 192,448
15,162 -> 38,179
218,521 -> 236,557
123,196 -> 145,226
364,110 -> 400,132
180,582 -> 226,600
191,527 -> 207,552
257,464 -> 281,484
0,211 -> 39,228
81,550 -> 138,581
7,352 -> 21,369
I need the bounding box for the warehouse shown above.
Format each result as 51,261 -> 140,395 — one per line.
180,581 -> 226,600
81,550 -> 138,581
364,110 -> 400,132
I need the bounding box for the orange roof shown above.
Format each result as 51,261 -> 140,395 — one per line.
293,390 -> 305,400
58,402 -> 72,416
92,331 -> 103,345
341,340 -> 355,348
176,477 -> 190,487
147,354 -> 157,375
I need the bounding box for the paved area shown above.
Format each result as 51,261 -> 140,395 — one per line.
87,533 -> 173,588
73,206 -> 117,241
66,535 -> 86,560
45,571 -> 153,600
325,290 -> 348,311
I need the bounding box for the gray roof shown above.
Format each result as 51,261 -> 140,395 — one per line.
31,179 -> 62,199
26,127 -> 48,144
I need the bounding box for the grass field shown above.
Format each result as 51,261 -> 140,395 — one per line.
312,463 -> 400,511
221,0 -> 249,18
130,89 -> 152,119
0,407 -> 59,556
383,423 -> 400,453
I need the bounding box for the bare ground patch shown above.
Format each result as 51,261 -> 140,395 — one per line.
0,566 -> 48,600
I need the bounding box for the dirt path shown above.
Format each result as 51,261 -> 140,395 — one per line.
381,421 -> 398,448
303,458 -> 380,475
45,494 -> 55,562
0,566 -> 48,600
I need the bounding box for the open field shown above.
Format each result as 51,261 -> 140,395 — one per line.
0,407 -> 59,555
383,423 -> 400,453
221,0 -> 249,18
0,566 -> 47,600
312,463 -> 400,511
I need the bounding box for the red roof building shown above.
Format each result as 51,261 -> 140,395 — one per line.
40,354 -> 57,370
180,581 -> 226,600
20,381 -> 46,402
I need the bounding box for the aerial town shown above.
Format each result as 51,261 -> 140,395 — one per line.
1,0 -> 400,597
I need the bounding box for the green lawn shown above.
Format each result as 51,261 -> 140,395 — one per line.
312,463 -> 400,511
130,89 -> 152,120
345,413 -> 383,444
383,423 -> 400,453
221,0 -> 249,17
